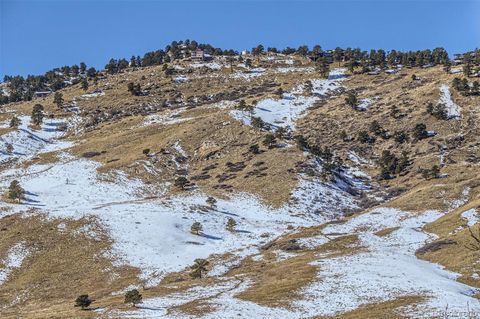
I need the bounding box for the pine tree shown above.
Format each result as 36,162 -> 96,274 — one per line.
190,258 -> 209,279
316,57 -> 330,78
31,104 -> 44,126
190,222 -> 203,235
174,176 -> 189,190
53,92 -> 64,108
74,294 -> 92,310
79,62 -> 87,73
304,80 -> 313,95
8,180 -> 24,201
81,79 -> 89,91
249,144 -> 260,154
6,143 -> 13,154
262,134 -> 276,149
226,218 -> 237,232
9,116 -> 21,128
345,91 -> 358,109
124,289 -> 142,307
206,196 -> 217,207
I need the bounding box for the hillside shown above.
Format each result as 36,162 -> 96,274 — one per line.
1,47 -> 480,319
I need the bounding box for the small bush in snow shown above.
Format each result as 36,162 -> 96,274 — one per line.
8,180 -> 24,201
124,289 -> 142,307
191,222 -> 203,235
226,218 -> 237,232
5,143 -> 13,154
251,116 -> 265,130
9,116 -> 21,128
206,196 -> 217,207
190,258 -> 209,279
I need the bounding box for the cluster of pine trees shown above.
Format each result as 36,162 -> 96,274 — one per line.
1,62 -> 97,105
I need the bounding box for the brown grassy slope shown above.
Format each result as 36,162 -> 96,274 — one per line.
0,212 -> 139,319
298,65 -> 480,211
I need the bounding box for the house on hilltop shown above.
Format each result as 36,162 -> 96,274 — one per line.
191,49 -> 205,62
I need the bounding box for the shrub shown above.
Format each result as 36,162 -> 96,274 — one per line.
422,165 -> 440,180
249,144 -> 260,154
8,180 -> 24,201
393,131 -> 409,144
206,196 -> 217,207
142,148 -> 150,156
174,176 -> 189,190
262,134 -> 277,148
190,258 -> 209,279
226,218 -> 237,232
124,289 -> 142,307
345,91 -> 358,109
190,222 -> 202,235
251,116 -> 265,129
412,123 -> 429,140
74,294 -> 92,310
357,131 -> 375,144
9,116 -> 21,128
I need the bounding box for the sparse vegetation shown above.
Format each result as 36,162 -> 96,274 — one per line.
190,222 -> 203,235
189,258 -> 209,279
226,217 -> 237,232
124,289 -> 142,307
74,294 -> 92,310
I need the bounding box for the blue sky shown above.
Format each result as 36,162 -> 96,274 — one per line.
1,0 -> 479,77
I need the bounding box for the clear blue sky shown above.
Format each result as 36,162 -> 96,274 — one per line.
1,0 -> 479,77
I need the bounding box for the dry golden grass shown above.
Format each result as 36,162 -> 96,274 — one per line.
316,295 -> 425,319
0,212 -> 139,319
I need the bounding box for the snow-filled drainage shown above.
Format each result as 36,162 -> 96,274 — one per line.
439,84 -> 461,119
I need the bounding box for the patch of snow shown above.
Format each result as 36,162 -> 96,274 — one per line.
81,90 -> 105,98
356,98 -> 371,111
462,208 -> 478,227
143,110 -> 192,126
0,242 -> 29,285
439,84 -> 461,119
191,62 -> 223,70
231,68 -> 346,129
0,116 -> 73,163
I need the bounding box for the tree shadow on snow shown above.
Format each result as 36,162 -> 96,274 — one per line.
200,233 -> 223,240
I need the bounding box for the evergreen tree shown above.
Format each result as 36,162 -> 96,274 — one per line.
249,144 -> 260,154
53,92 -> 64,108
6,143 -> 13,155
345,91 -> 358,109
226,218 -> 237,232
190,222 -> 203,235
79,62 -> 87,73
31,104 -> 44,126
81,79 -> 89,91
316,57 -> 330,78
8,180 -> 24,201
74,295 -> 92,310
206,196 -> 217,207
262,134 -> 277,149
412,123 -> 428,140
86,67 -> 97,78
190,258 -> 209,279
174,176 -> 189,190
9,116 -> 21,128
124,289 -> 142,307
